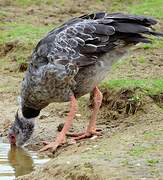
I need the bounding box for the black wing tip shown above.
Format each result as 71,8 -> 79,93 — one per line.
150,31 -> 163,37
143,16 -> 158,25
106,12 -> 158,26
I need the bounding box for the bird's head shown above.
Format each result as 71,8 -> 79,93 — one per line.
8,111 -> 35,146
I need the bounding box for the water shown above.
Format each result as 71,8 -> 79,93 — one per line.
0,142 -> 49,180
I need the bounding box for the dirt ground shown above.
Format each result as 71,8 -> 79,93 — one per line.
0,0 -> 163,179
1,84 -> 163,179
2,89 -> 163,180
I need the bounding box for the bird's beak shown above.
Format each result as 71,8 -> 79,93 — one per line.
9,134 -> 16,145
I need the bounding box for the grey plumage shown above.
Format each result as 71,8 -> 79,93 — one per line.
19,12 -> 162,116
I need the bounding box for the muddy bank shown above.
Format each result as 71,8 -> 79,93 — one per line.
11,89 -> 162,180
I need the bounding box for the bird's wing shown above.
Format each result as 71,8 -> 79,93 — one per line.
32,12 -> 162,69
32,12 -> 115,69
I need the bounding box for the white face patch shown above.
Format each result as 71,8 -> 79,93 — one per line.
17,96 -> 22,106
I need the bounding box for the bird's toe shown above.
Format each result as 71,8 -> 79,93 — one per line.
72,130 -> 102,141
39,142 -> 59,152
42,141 -> 50,145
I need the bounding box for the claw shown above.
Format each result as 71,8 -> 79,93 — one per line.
40,134 -> 66,152
66,132 -> 85,137
39,142 -> 60,152
42,141 -> 50,145
72,130 -> 102,141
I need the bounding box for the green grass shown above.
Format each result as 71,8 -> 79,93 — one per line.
158,104 -> 163,109
143,130 -> 163,138
9,0 -> 66,6
128,0 -> 163,19
127,0 -> 163,49
0,22 -> 53,44
101,79 -> 163,95
0,10 -> 8,17
121,159 -> 130,166
137,56 -> 145,64
140,39 -> 163,49
15,0 -> 54,6
146,159 -> 159,166
0,22 -> 54,71
128,144 -> 157,157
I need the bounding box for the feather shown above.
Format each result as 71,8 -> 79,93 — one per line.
150,31 -> 163,37
106,13 -> 157,26
80,44 -> 97,53
113,22 -> 150,33
93,24 -> 115,35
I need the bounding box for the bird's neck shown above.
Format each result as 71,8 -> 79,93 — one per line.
21,106 -> 41,119
18,96 -> 41,119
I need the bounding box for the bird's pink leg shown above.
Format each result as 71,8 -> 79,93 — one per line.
40,95 -> 77,152
68,86 -> 103,140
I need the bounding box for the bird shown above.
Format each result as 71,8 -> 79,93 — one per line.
8,12 -> 163,152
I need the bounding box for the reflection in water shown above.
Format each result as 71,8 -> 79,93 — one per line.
8,146 -> 34,177
0,142 -> 49,179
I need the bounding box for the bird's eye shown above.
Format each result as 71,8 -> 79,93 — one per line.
15,129 -> 19,134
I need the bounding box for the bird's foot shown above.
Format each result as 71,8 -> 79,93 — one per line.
39,136 -> 66,153
67,128 -> 102,141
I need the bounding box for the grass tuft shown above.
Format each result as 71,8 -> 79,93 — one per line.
101,79 -> 163,95
146,159 -> 159,166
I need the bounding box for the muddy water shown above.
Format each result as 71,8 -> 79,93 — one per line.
0,142 -> 49,179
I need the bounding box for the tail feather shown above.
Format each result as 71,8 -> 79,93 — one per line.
150,31 -> 163,37
104,12 -> 162,44
82,12 -> 162,45
106,13 -> 158,26
112,22 -> 150,34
